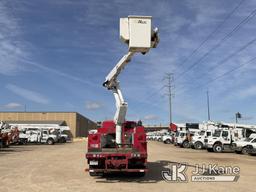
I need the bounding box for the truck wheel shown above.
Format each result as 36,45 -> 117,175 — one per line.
213,143 -> 223,153
164,139 -> 171,144
241,147 -> 249,155
47,138 -> 54,145
60,137 -> 66,143
194,142 -> 203,150
182,140 -> 190,148
3,141 -> 9,148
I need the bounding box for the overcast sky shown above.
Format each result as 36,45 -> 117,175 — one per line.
1,0 -> 256,125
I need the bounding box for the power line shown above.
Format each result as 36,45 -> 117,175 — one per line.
177,36 -> 256,91
175,6 -> 256,81
145,85 -> 165,100
208,37 -> 256,71
177,0 -> 245,70
176,56 -> 256,95
128,1 -> 252,110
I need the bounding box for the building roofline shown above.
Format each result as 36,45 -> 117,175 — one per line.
0,111 -> 97,123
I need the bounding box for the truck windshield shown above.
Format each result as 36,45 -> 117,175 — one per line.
244,138 -> 253,142
213,130 -> 221,137
199,131 -> 205,136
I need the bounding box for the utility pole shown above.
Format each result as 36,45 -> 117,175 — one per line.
235,112 -> 242,123
164,73 -> 174,125
207,90 -> 211,121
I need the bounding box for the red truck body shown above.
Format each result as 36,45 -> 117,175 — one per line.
0,127 -> 19,148
85,120 -> 147,176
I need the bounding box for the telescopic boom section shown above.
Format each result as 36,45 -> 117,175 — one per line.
103,16 -> 159,146
103,52 -> 135,145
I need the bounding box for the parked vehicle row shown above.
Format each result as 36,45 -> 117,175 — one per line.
0,121 -> 71,150
146,121 -> 256,156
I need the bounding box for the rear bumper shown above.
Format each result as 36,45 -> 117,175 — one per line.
86,152 -> 147,172
85,168 -> 148,173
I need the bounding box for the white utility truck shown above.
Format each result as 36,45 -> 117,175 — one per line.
232,134 -> 256,154
190,121 -> 218,149
19,128 -> 58,145
162,132 -> 175,144
174,123 -> 201,148
191,130 -> 214,149
247,143 -> 256,155
205,123 -> 256,153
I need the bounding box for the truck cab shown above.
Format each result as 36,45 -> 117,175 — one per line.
205,128 -> 243,152
41,129 -> 58,144
174,130 -> 193,148
191,130 -> 213,150
162,132 -> 175,144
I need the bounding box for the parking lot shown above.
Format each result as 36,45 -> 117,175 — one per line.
0,140 -> 256,192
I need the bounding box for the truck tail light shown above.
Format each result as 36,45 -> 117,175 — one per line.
90,143 -> 99,148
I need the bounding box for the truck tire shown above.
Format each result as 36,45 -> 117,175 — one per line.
194,141 -> 204,150
241,147 -> 249,155
19,139 -> 27,145
60,137 -> 66,143
3,141 -> 9,148
182,140 -> 190,148
213,143 -> 223,153
47,138 -> 54,145
164,139 -> 171,144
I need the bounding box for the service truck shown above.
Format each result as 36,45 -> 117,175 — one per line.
205,123 -> 256,153
232,134 -> 256,154
19,128 -> 58,145
85,15 -> 159,176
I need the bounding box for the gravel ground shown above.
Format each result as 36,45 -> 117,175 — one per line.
0,140 -> 256,192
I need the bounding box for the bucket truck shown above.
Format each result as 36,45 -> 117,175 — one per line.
86,15 -> 159,176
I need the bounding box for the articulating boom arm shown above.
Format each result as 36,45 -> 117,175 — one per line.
102,16 -> 159,146
103,52 -> 135,145
103,52 -> 134,90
